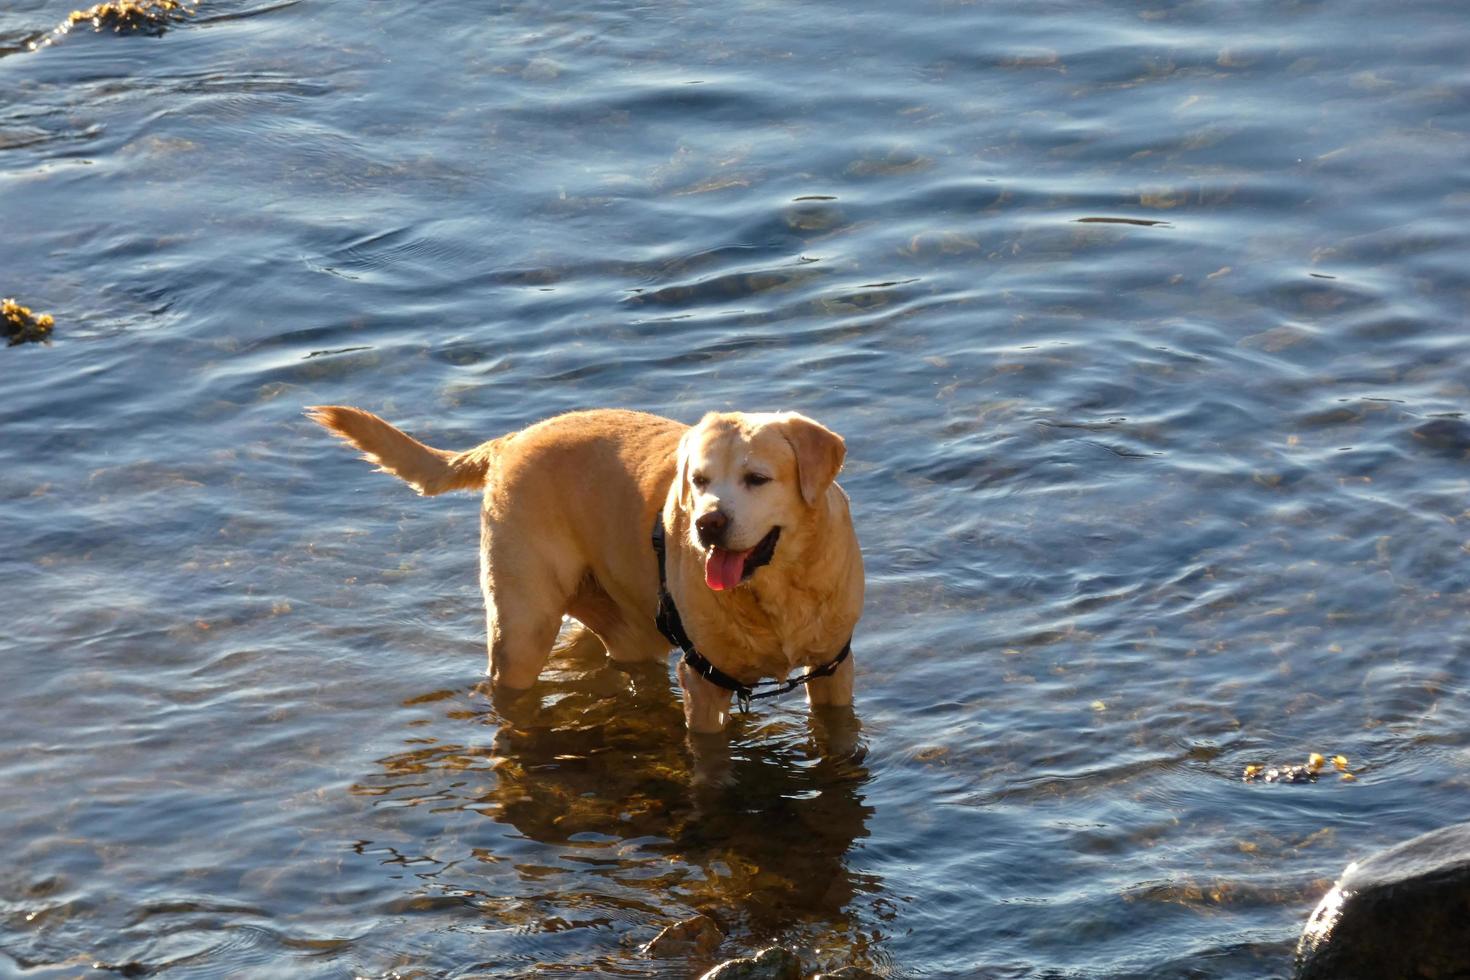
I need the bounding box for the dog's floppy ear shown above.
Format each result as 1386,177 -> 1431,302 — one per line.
674,423 -> 700,509
779,413 -> 846,506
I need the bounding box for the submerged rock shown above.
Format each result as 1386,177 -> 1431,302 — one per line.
1411,417 -> 1470,455
2,299 -> 54,346
1295,821 -> 1470,979
812,968 -> 883,980
698,946 -> 803,980
642,913 -> 724,957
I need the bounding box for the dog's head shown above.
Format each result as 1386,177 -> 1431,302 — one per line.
675,411 -> 846,591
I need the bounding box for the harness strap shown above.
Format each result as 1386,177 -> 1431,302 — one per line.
652,518 -> 851,713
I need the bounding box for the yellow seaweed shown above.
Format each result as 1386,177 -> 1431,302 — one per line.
65,0 -> 194,34
2,298 -> 55,346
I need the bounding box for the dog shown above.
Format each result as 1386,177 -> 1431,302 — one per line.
306,406 -> 863,733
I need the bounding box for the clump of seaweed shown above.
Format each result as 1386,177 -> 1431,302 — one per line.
1243,753 -> 1356,784
2,299 -> 55,346
63,0 -> 194,37
27,0 -> 196,50
69,0 -> 194,34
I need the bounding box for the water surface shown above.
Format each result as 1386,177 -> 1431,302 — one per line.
3,0 -> 1470,976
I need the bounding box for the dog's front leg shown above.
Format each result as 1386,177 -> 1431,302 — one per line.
676,660 -> 735,734
803,648 -> 855,708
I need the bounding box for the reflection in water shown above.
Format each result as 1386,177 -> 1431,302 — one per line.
6,0 -> 1470,974
351,632 -> 882,971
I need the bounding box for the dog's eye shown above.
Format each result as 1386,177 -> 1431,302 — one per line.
743,472 -> 771,488
690,472 -> 710,491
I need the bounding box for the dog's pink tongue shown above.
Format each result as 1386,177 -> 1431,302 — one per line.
704,546 -> 751,591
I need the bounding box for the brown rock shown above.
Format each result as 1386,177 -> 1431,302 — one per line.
698,946 -> 803,980
642,913 -> 723,958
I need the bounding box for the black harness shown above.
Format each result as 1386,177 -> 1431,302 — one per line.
651,518 -> 851,713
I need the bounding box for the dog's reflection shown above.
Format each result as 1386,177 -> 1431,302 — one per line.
358,633 -> 877,933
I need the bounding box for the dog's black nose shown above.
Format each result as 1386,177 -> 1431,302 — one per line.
695,510 -> 729,548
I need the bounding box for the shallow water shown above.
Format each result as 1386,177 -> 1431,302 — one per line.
3,0 -> 1470,976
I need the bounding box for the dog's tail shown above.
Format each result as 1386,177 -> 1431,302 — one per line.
305,405 -> 493,495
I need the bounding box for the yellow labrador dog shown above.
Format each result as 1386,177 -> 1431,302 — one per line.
307,407 -> 863,733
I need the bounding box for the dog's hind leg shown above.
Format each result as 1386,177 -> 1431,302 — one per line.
566,576 -> 670,667
478,529 -> 569,691
481,586 -> 564,690
600,620 -> 674,665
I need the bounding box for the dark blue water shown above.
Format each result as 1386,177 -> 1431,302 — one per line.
4,0 -> 1469,976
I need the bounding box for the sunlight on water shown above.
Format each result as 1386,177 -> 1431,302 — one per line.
2,0 -> 1469,976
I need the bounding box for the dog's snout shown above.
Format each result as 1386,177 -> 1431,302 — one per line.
695,510 -> 729,548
